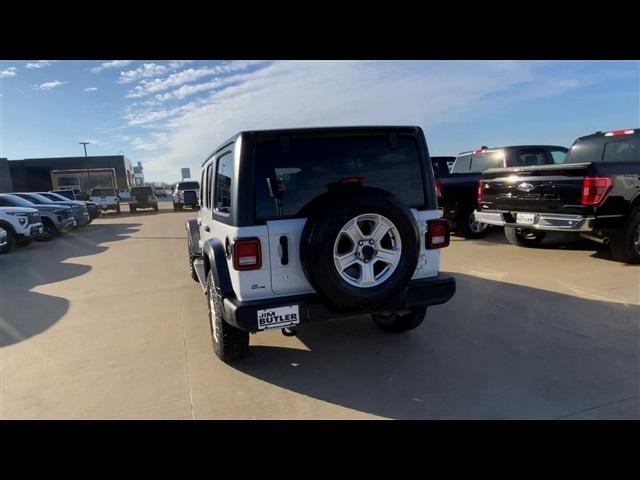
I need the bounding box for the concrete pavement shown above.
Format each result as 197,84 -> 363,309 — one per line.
1,207 -> 638,419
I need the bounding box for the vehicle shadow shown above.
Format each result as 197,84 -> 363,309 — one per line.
0,222 -> 141,347
234,273 -> 640,419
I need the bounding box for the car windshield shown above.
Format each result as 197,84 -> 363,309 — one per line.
42,192 -> 70,202
21,193 -> 56,204
92,188 -> 116,196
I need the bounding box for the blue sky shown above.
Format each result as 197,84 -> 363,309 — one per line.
1,60 -> 638,183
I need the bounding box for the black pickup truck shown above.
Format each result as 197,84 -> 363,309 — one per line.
475,129 -> 640,263
434,145 -> 568,238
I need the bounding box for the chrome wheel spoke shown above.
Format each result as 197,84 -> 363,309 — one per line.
359,262 -> 376,286
370,217 -> 393,243
335,253 -> 359,272
375,248 -> 399,266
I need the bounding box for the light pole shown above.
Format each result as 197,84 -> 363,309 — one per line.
79,142 -> 90,157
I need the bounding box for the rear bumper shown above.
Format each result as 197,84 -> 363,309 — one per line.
222,274 -> 456,332
473,210 -> 595,232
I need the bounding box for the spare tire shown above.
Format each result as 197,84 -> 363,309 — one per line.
300,187 -> 420,310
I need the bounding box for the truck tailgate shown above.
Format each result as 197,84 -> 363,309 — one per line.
481,163 -> 592,214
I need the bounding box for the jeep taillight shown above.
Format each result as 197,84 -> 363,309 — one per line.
581,176 -> 612,206
477,179 -> 485,204
435,179 -> 443,200
426,219 -> 450,249
233,239 -> 262,270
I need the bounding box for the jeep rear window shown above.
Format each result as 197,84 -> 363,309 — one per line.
178,182 -> 199,190
254,135 -> 426,220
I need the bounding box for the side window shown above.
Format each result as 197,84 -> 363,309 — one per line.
205,162 -> 214,209
200,169 -> 206,207
550,149 -> 567,164
603,140 -> 638,162
214,152 -> 233,215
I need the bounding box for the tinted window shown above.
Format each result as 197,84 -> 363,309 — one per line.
603,140 -> 638,162
92,188 -> 116,196
431,157 -> 451,177
215,153 -> 233,215
178,182 -> 199,190
20,193 -> 55,204
200,168 -> 206,207
470,151 -> 505,171
565,138 -> 604,163
254,136 -> 425,220
512,148 -> 550,167
205,162 -> 214,209
53,190 -> 74,200
550,149 -> 568,164
451,154 -> 471,173
131,187 -> 153,194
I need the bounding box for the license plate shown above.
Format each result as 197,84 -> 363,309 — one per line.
257,305 -> 300,330
516,213 -> 536,225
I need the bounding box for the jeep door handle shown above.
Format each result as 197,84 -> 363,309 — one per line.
204,226 -> 210,232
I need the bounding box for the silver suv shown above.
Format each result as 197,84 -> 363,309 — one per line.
186,126 -> 456,362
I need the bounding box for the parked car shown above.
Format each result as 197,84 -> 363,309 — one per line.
475,128 -> 640,262
90,188 -> 121,214
0,194 -> 74,241
118,189 -> 131,202
153,187 -> 169,199
51,189 -> 101,220
186,126 -> 456,362
0,200 -> 43,251
173,181 -> 200,210
39,192 -> 96,224
13,192 -> 90,228
129,186 -> 159,213
435,145 -> 569,238
0,227 -> 7,252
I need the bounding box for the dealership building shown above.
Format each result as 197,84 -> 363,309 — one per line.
0,155 -> 135,193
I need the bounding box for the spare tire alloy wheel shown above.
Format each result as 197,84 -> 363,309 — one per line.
333,213 -> 402,288
468,213 -> 488,234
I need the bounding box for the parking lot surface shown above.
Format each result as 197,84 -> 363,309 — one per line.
1,204 -> 638,419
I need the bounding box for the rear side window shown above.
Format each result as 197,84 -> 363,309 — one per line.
470,151 -> 505,171
550,149 -> 567,164
215,153 -> 233,215
451,154 -> 471,173
205,162 -> 214,209
254,135 -> 426,220
603,140 -> 638,162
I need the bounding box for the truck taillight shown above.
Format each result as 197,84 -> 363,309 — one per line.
477,179 -> 485,203
581,176 -> 612,206
426,219 -> 450,249
435,179 -> 443,200
233,239 -> 262,270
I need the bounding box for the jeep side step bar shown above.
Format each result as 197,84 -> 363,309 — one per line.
193,258 -> 207,293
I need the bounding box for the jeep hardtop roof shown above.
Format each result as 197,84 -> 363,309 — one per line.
204,126 -> 425,166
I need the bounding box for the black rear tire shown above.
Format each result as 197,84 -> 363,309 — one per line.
300,187 -> 420,310
207,271 -> 249,362
504,226 -> 546,247
0,230 -> 16,254
116,204 -> 121,215
456,209 -> 489,239
372,306 -> 427,333
609,207 -> 640,264
173,203 -> 178,211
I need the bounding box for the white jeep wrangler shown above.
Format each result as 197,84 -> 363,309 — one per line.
186,127 -> 456,362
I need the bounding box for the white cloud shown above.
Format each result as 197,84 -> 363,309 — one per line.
91,60 -> 134,73
131,61 -> 587,182
25,60 -> 54,69
0,67 -> 17,78
125,61 -> 263,98
169,60 -> 193,69
35,80 -> 68,90
118,63 -> 167,84
84,86 -> 99,92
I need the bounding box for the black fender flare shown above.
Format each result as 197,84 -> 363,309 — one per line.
185,219 -> 201,257
202,238 -> 235,298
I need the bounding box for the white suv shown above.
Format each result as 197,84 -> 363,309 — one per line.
0,205 -> 43,253
90,188 -> 121,214
186,127 -> 456,362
